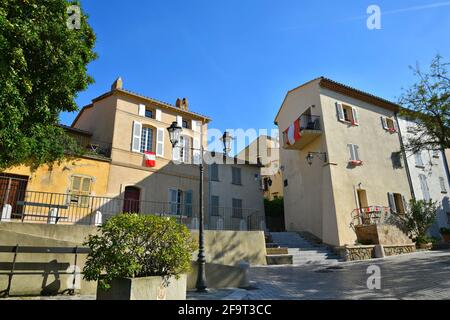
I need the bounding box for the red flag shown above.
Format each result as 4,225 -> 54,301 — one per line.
145,151 -> 156,167
284,118 -> 301,146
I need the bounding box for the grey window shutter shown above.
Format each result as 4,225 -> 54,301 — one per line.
336,102 -> 345,122
388,193 -> 397,213
132,121 -> 142,153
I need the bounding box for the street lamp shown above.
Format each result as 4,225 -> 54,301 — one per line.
306,152 -> 328,166
167,121 -> 207,292
167,121 -> 182,147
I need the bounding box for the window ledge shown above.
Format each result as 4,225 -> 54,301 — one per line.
232,183 -> 243,186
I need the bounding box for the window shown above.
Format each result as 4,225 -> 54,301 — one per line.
440,177 -> 447,193
381,117 -> 398,132
182,120 -> 189,129
169,189 -> 183,216
415,152 -> 424,168
210,195 -> 220,216
336,103 -> 359,125
232,167 -> 242,185
391,152 -> 403,168
145,110 -> 153,119
140,127 -> 153,153
70,176 -> 92,207
348,144 -> 360,161
209,163 -> 219,181
284,179 -> 288,187
232,198 -> 243,218
179,136 -> 191,163
388,193 -> 407,214
419,174 -> 431,201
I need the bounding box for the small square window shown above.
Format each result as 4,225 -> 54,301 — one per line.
145,110 -> 153,119
182,120 -> 189,129
284,179 -> 288,187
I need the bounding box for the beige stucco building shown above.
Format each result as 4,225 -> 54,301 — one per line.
275,77 -> 412,247
72,78 -> 211,219
237,135 -> 284,200
206,152 -> 265,230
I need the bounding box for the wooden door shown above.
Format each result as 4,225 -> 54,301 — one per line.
123,186 -> 140,213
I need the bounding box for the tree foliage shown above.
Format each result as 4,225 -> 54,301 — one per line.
0,0 -> 96,170
399,55 -> 450,153
83,214 -> 197,290
389,199 -> 438,244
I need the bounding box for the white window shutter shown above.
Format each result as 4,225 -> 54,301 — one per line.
184,137 -> 191,163
177,116 -> 183,127
419,174 -> 431,201
132,121 -> 142,153
193,137 -> 201,164
388,193 -> 397,213
348,144 -> 355,161
138,104 -> 146,117
393,119 -> 399,132
354,145 -> 360,161
156,128 -> 164,157
336,102 -> 345,122
352,108 -> 359,125
191,120 -> 198,132
402,195 -> 408,213
381,117 -> 388,130
156,109 -> 162,121
415,152 -> 424,167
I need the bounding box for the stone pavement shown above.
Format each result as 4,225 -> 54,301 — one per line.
241,250 -> 450,300
2,250 -> 450,300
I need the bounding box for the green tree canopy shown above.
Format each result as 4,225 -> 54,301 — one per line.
0,0 -> 96,170
399,55 -> 450,153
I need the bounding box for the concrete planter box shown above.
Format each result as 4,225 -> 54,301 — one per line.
96,274 -> 187,300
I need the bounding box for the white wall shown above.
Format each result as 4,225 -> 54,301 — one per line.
398,117 -> 450,237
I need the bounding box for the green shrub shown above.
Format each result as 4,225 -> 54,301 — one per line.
388,199 -> 438,244
83,214 -> 197,290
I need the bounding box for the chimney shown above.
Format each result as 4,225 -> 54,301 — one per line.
181,98 -> 189,111
176,98 -> 182,108
111,77 -> 123,90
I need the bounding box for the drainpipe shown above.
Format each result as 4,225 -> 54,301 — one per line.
442,149 -> 450,187
395,113 -> 416,200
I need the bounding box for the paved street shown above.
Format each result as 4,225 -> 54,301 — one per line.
3,250 -> 450,300
242,250 -> 450,300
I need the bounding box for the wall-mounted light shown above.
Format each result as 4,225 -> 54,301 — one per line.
306,152 -> 328,166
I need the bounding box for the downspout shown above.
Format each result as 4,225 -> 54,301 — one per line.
395,113 -> 416,200
442,149 -> 450,187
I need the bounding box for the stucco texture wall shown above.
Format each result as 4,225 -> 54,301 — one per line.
1,157 -> 110,196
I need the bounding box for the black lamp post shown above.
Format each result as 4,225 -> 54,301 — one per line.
167,121 -> 207,292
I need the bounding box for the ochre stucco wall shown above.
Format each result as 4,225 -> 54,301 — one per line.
1,157 -> 110,196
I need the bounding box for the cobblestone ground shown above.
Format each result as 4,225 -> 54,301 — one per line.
243,250 -> 450,300
3,250 -> 450,300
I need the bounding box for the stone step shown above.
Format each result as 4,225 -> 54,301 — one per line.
266,247 -> 289,255
266,255 -> 293,265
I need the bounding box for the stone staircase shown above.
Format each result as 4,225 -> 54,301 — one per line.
268,232 -> 342,266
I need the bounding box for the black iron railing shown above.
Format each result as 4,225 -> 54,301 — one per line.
299,115 -> 321,131
0,188 -> 265,231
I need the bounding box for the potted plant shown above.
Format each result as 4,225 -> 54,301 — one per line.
388,199 -> 438,250
440,227 -> 450,243
83,214 -> 197,300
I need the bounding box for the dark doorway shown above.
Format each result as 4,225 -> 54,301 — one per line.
123,186 -> 140,213
0,173 -> 29,219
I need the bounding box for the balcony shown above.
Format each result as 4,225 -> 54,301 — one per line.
283,115 -> 322,150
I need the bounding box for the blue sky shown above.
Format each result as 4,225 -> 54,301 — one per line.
64,0 -> 450,152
